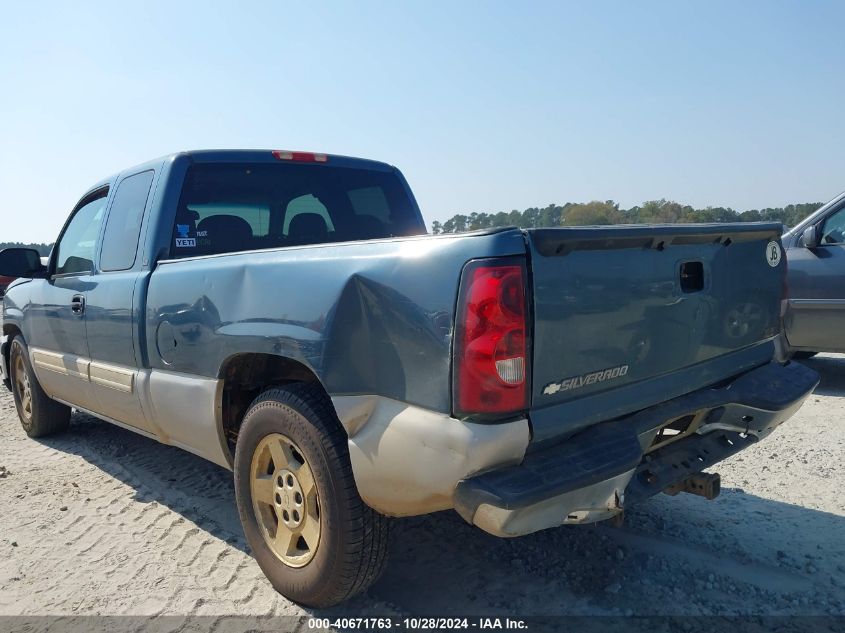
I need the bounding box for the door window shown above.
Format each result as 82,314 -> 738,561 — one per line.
54,190 -> 109,275
821,206 -> 845,245
100,171 -> 155,271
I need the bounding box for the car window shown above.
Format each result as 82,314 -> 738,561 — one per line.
348,186 -> 390,222
100,171 -> 155,271
190,203 -> 271,237
169,162 -> 423,258
54,191 -> 108,275
283,195 -> 334,235
821,206 -> 845,245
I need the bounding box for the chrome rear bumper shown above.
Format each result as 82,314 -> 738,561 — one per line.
453,361 -> 818,537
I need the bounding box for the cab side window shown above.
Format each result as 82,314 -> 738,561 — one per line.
820,206 -> 845,245
54,190 -> 109,276
100,171 -> 155,271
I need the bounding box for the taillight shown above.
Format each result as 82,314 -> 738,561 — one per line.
271,150 -> 328,163
453,258 -> 529,417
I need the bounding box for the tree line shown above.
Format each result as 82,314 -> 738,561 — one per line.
0,199 -> 825,251
0,242 -> 53,256
430,200 -> 823,234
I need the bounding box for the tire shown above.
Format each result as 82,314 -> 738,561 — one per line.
9,336 -> 71,437
791,351 -> 818,360
233,383 -> 390,607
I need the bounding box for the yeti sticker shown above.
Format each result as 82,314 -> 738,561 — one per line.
766,241 -> 781,267
175,224 -> 196,248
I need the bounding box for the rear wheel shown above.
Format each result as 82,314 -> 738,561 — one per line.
250,432 -> 322,568
233,383 -> 390,607
9,336 -> 71,437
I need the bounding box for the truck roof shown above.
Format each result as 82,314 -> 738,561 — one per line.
174,149 -> 395,171
89,149 -> 397,193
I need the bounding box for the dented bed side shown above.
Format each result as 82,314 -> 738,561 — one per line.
144,228 -> 527,414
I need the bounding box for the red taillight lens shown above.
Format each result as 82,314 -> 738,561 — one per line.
453,259 -> 529,416
271,150 -> 328,163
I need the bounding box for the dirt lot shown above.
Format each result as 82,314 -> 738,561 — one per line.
0,355 -> 843,626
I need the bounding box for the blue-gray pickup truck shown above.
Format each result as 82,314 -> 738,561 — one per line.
0,150 -> 819,606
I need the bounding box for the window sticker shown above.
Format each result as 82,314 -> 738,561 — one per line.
766,241 -> 781,267
175,224 -> 196,247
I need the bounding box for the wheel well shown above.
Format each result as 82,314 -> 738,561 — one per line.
219,353 -> 330,455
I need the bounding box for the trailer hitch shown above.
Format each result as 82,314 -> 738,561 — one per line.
663,472 -> 721,500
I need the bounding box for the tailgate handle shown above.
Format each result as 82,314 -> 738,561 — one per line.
680,261 -> 704,293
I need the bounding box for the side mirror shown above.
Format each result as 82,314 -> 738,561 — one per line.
799,225 -> 819,248
0,248 -> 47,279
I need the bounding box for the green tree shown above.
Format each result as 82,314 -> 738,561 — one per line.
637,199 -> 684,223
537,204 -> 565,227
563,200 -> 622,225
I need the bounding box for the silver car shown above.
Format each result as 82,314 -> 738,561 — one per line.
783,190 -> 845,356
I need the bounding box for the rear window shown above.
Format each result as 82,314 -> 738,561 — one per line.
284,194 -> 334,235
170,162 -> 423,258
191,203 -> 271,236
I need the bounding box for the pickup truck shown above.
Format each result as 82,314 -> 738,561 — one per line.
781,189 -> 845,356
0,149 -> 818,607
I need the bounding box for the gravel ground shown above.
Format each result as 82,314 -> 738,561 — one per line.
0,355 -> 842,627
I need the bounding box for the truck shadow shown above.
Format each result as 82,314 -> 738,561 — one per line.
798,353 -> 845,397
38,409 -> 843,621
373,494 -> 843,618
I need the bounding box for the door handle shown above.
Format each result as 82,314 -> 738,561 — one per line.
71,294 -> 85,316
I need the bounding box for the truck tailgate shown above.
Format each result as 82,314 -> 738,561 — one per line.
525,223 -> 785,444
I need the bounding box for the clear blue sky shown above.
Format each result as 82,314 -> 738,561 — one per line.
1,1 -> 844,242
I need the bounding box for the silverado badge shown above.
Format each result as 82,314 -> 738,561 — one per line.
543,364 -> 629,395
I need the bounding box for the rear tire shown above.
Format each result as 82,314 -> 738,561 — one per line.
233,383 -> 390,607
9,336 -> 71,437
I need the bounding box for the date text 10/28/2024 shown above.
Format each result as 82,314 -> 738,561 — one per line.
307,617 -> 529,630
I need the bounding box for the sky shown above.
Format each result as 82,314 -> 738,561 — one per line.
1,1 -> 844,243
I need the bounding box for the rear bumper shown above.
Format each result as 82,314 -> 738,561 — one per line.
453,361 -> 819,537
